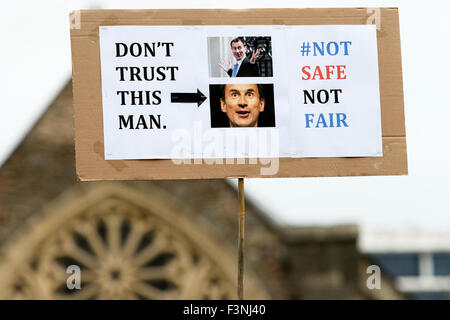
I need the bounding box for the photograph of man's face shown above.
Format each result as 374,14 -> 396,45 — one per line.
220,84 -> 265,128
231,39 -> 247,61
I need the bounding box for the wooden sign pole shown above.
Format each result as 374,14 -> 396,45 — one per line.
237,177 -> 245,300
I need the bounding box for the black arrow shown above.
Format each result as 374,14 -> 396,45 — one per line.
171,89 -> 207,107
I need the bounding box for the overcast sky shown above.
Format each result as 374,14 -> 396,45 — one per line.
1,0 -> 449,250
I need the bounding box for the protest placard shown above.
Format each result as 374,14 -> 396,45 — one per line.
70,8 -> 407,180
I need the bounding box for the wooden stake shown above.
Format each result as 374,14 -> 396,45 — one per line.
237,177 -> 245,300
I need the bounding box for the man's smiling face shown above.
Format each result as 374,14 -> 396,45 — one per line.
231,40 -> 246,61
220,84 -> 265,127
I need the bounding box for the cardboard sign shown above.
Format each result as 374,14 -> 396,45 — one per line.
70,8 -> 407,180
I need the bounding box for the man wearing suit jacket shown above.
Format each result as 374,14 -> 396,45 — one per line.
219,37 -> 261,77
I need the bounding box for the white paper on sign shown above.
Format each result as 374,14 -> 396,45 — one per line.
98,25 -> 382,160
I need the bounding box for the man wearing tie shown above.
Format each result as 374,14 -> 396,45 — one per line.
218,37 -> 261,77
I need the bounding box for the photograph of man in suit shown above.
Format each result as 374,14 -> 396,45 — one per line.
218,37 -> 261,77
220,83 -> 265,127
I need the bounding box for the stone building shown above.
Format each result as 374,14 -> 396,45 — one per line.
0,82 -> 402,299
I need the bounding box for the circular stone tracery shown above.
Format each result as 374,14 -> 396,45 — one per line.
0,194 -> 237,300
